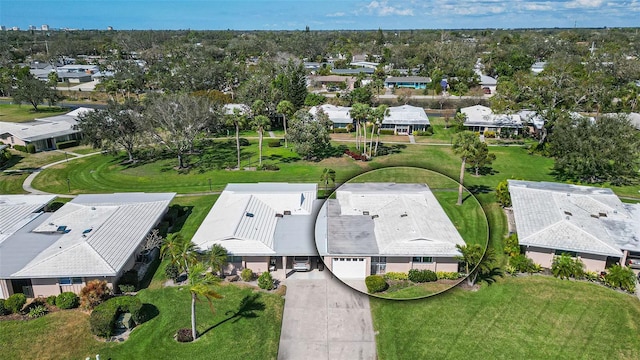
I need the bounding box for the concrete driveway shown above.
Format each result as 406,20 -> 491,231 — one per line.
278,272 -> 377,360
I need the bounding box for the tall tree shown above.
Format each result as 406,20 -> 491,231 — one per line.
467,142 -> 496,176
455,244 -> 496,286
351,103 -> 370,153
13,74 -> 56,111
273,59 -> 308,108
161,233 -> 197,275
320,168 -> 336,195
452,131 -> 481,205
286,108 -> 333,160
77,100 -> 144,163
251,115 -> 270,166
276,100 -> 294,148
187,262 -> 223,341
225,108 -> 248,170
370,105 -> 388,157
144,93 -> 218,169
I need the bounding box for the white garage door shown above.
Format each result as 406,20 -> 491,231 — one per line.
332,257 -> 367,279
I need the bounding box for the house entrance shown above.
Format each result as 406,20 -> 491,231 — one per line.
371,257 -> 387,275
11,279 -> 34,298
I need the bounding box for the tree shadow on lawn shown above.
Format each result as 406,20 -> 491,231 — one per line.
466,184 -> 492,195
1,154 -> 25,170
265,153 -> 301,164
199,293 -> 266,337
139,303 -> 160,323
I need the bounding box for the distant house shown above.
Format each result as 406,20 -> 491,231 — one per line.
0,193 -> 175,299
478,75 -> 497,94
309,104 -> 429,135
0,107 -> 90,152
56,65 -> 100,84
308,75 -> 356,90
331,68 -> 374,75
190,183 -> 322,279
223,103 -> 250,115
508,180 -> 640,272
315,183 -> 464,280
461,105 -> 522,135
384,76 -> 431,90
531,61 -> 547,74
629,113 -> 640,130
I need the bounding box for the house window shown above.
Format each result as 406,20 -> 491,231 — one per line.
227,256 -> 243,263
59,277 -> 83,285
412,257 -> 433,263
554,250 -> 577,257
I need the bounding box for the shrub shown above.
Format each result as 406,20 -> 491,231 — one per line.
383,272 -> 408,281
604,265 -> 636,293
176,328 -> 194,342
240,268 -> 254,282
413,128 -> 434,136
584,271 -> 600,282
267,139 -> 282,147
333,128 -> 348,133
56,292 -> 80,309
46,295 -> 57,306
484,131 -> 496,138
508,254 -> 539,274
551,254 -> 584,280
165,263 -> 180,281
28,305 -> 48,319
436,271 -> 461,280
26,144 -> 36,153
118,269 -> 139,292
238,138 -> 250,146
379,129 -> 395,135
408,269 -> 438,283
119,284 -> 136,293
365,275 -> 388,293
80,280 -> 112,310
56,140 -> 78,149
496,180 -> 512,207
0,299 -> 7,315
257,272 -> 274,290
13,144 -> 28,152
5,293 -> 27,314
89,296 -> 144,337
257,163 -> 280,171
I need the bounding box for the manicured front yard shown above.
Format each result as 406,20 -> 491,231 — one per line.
0,285 -> 284,360
371,276 -> 640,359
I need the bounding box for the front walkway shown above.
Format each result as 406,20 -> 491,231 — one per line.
278,272 -> 377,360
21,150 -> 102,195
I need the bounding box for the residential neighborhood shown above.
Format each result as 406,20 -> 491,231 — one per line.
1,13 -> 640,360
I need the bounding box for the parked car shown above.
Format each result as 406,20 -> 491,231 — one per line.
293,256 -> 311,271
482,87 -> 492,94
626,258 -> 640,269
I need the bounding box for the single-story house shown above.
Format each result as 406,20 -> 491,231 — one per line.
308,75 -> 356,90
630,113 -> 640,130
223,103 -> 250,115
0,107 -> 90,152
331,68 -> 374,75
309,104 -> 429,135
190,183 -> 323,279
384,76 -> 431,90
478,74 -> 497,94
382,105 -> 430,134
309,104 -> 352,129
0,192 -> 175,299
508,180 -> 640,272
315,183 -> 465,280
461,105 -> 523,135
531,61 -> 547,74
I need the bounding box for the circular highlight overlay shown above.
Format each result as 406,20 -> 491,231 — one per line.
314,166 -> 489,300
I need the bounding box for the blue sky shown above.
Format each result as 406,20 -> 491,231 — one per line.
1,0 -> 639,30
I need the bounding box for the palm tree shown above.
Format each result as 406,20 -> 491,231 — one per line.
452,131 -> 481,205
251,115 -> 271,166
276,100 -> 294,148
161,233 -> 197,275
351,103 -> 370,154
225,108 -> 247,170
187,262 -> 223,341
455,244 -> 497,286
320,168 -> 336,196
370,105 -> 388,157
207,244 -> 229,278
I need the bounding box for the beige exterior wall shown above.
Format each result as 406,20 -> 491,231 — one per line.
385,257 -> 411,273
31,278 -> 62,298
0,134 -> 27,147
578,253 -> 608,273
525,246 -> 555,268
245,256 -> 269,274
0,279 -> 11,299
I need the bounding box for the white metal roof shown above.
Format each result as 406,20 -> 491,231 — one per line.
321,183 -> 465,257
0,195 -> 57,244
384,105 -> 430,126
3,192 -> 175,278
0,107 -> 92,142
508,180 -> 639,257
309,104 -> 352,125
190,183 -> 318,256
461,105 -> 522,128
223,103 -> 250,115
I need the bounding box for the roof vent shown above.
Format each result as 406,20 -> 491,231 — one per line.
91,207 -> 96,210
400,213 -> 408,218
590,214 -> 599,219
564,211 -> 572,216
245,212 -> 254,218
599,212 -> 607,217
371,215 -> 379,219
363,211 -> 370,215
275,213 -> 284,218
284,210 -> 292,215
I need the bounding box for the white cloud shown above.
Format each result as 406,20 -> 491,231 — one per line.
522,2 -> 553,11
565,0 -> 605,8
366,1 -> 415,16
326,12 -> 346,17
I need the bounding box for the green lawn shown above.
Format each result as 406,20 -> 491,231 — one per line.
372,276 -> 640,360
0,285 -> 284,360
4,149 -> 68,170
0,104 -> 68,123
0,173 -> 28,194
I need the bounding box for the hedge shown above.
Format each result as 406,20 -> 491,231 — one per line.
408,269 -> 438,283
332,128 -> 348,133
56,292 -> 80,309
89,296 -> 145,337
257,272 -> 274,290
56,140 -> 78,149
5,293 -> 27,313
13,145 -> 28,153
379,129 -> 395,135
0,299 -> 7,315
365,275 -> 388,293
267,139 -> 282,147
